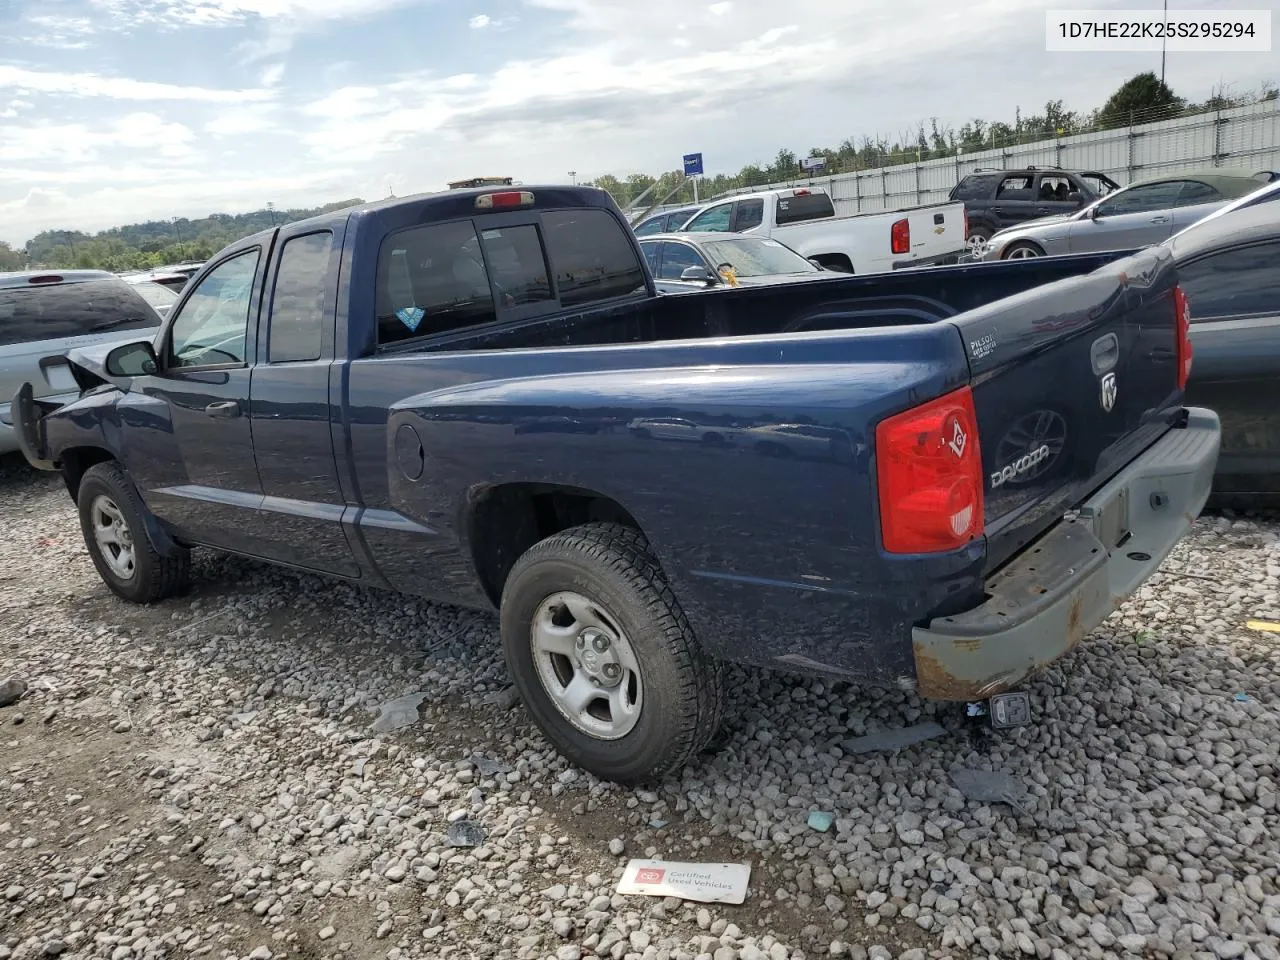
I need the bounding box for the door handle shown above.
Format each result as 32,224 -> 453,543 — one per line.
1149,216 -> 1170,223
205,401 -> 241,419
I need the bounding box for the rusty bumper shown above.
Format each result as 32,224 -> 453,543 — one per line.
913,407 -> 1221,701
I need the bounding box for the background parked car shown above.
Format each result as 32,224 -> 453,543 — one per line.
630,206 -> 702,236
122,273 -> 181,318
981,168 -> 1279,260
952,166 -> 1121,247
0,270 -> 162,456
638,232 -> 835,293
1169,197 -> 1280,505
120,266 -> 199,293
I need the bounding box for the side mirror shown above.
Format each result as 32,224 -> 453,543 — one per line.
105,340 -> 159,377
680,265 -> 718,285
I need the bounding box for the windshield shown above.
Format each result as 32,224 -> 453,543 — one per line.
699,237 -> 818,277
130,281 -> 179,310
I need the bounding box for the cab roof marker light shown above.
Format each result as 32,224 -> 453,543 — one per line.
476,191 -> 535,210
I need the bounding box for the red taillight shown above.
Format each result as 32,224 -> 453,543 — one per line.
876,386 -> 985,554
890,218 -> 910,255
1173,284 -> 1193,389
962,207 -> 968,239
476,191 -> 534,210
793,189 -> 811,196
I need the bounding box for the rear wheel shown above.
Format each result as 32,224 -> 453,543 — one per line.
1002,240 -> 1045,259
500,523 -> 723,784
965,225 -> 993,257
77,462 -> 190,604
812,254 -> 853,273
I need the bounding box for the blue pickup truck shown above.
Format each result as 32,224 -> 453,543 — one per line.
12,185 -> 1220,783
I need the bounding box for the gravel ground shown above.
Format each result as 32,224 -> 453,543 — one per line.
1,454 -> 1278,960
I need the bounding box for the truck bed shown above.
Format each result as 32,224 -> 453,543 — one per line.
386,252 -> 1130,353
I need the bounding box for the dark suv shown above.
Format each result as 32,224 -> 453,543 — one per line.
950,167 -> 1121,244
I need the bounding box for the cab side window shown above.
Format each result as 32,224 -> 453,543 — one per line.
1096,181 -> 1184,216
375,220 -> 499,347
168,249 -> 260,368
267,231 -> 333,363
1179,241 -> 1280,321
685,203 -> 733,232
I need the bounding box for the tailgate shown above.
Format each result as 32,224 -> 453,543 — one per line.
897,203 -> 966,264
950,245 -> 1186,571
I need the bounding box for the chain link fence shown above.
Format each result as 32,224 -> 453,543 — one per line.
711,99 -> 1280,215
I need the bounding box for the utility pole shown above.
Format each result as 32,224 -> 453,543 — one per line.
568,171 -> 577,185
1161,0 -> 1168,85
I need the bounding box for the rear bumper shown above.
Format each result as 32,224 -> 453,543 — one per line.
892,249 -> 965,270
912,408 -> 1221,700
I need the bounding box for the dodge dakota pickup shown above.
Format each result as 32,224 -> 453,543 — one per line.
13,185 -> 1220,784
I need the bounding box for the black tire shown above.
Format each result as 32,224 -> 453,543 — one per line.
77,461 -> 190,604
966,224 -> 993,243
813,255 -> 853,274
500,523 -> 724,784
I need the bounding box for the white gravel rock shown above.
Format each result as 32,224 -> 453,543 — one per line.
1,461 -> 1278,960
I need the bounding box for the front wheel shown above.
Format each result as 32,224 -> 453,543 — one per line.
77,462 -> 190,604
1002,240 -> 1045,259
500,523 -> 724,784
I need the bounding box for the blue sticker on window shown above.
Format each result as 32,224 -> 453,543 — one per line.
396,306 -> 425,332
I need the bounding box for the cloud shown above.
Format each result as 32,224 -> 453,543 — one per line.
0,112 -> 198,164
88,0 -> 419,28
1,168 -> 359,241
204,103 -> 278,137
4,0 -> 1275,246
0,65 -> 272,103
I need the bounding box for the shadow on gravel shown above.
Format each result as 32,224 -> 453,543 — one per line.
0,451 -> 62,493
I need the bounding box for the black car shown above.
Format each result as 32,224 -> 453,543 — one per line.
1171,196 -> 1280,504
631,206 -> 702,236
951,167 -> 1121,245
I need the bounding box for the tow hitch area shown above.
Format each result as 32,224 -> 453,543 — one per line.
986,691 -> 1032,729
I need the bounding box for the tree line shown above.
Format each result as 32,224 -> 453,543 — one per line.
590,73 -> 1278,210
12,199 -> 364,273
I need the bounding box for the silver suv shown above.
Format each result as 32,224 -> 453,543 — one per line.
1,270 -> 162,456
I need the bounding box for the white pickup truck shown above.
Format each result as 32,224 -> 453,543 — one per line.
672,187 -> 968,275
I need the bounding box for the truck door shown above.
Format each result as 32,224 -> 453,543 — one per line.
130,246 -> 266,553
248,223 -> 362,577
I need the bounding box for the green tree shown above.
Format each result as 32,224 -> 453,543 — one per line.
0,241 -> 26,271
1097,71 -> 1184,128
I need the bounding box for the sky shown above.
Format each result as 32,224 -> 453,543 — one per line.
0,0 -> 1274,245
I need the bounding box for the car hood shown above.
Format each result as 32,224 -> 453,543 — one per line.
993,213 -> 1075,237
739,272 -> 833,286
